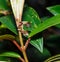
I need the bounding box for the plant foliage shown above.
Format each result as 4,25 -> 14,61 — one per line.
0,0 -> 60,62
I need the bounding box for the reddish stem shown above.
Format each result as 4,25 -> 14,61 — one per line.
25,38 -> 31,50
12,40 -> 22,52
19,57 -> 25,62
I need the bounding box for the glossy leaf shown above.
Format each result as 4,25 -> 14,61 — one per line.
23,6 -> 41,31
47,5 -> 60,16
0,52 -> 21,59
29,15 -> 60,37
47,5 -> 60,28
30,38 -> 43,53
0,15 -> 18,35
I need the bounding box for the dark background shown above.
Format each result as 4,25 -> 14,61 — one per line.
25,0 -> 60,17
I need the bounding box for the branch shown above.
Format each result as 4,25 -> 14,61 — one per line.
10,0 -> 29,62
12,40 -> 22,52
25,38 -> 31,50
19,57 -> 25,62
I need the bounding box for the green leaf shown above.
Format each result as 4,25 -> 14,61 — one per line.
47,5 -> 60,28
0,15 -> 18,35
27,47 -> 51,61
0,24 -> 6,29
0,57 -> 7,61
47,5 -> 60,16
29,15 -> 60,37
55,24 -> 60,28
0,34 -> 15,41
0,0 -> 9,10
0,52 -> 21,59
45,54 -> 60,62
42,48 -> 51,58
23,6 -> 41,31
30,38 -> 43,53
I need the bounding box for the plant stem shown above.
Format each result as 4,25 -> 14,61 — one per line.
10,0 -> 29,61
19,31 -> 28,62
17,0 -> 29,61
12,40 -> 22,52
25,38 -> 31,50
19,57 -> 25,62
